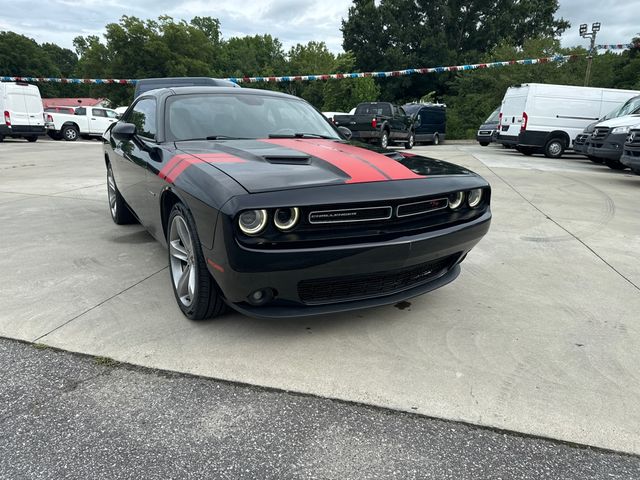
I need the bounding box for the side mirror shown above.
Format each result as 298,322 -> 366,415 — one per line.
112,122 -> 136,141
337,126 -> 352,140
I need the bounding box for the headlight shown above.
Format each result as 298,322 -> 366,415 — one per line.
448,192 -> 465,210
612,126 -> 630,135
238,209 -> 268,235
468,189 -> 483,208
274,207 -> 300,231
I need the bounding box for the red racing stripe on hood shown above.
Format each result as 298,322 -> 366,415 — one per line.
262,138 -> 388,183
326,142 -> 422,180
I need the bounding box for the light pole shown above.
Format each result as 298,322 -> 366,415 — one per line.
580,22 -> 601,87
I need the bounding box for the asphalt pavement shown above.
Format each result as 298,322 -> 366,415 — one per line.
1,337 -> 639,480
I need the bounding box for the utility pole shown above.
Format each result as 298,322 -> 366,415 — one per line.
580,22 -> 601,87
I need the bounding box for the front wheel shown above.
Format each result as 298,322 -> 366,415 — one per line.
404,132 -> 415,149
479,142 -> 489,147
379,130 -> 389,149
167,203 -> 226,320
587,155 -> 604,164
25,136 -> 38,143
432,133 -> 440,145
604,159 -> 627,170
544,138 -> 565,158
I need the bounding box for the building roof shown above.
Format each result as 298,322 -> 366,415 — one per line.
42,98 -> 106,108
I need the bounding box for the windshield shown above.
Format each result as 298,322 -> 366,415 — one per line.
165,93 -> 340,141
603,96 -> 640,120
403,105 -> 421,116
485,107 -> 500,123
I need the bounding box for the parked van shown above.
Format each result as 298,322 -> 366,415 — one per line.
497,83 -> 640,158
0,81 -> 46,142
476,106 -> 500,146
574,95 -> 640,161
403,103 -> 446,145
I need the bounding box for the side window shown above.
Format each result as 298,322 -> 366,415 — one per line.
105,110 -> 118,118
398,107 -> 407,116
93,109 -> 106,117
75,107 -> 86,116
127,98 -> 157,140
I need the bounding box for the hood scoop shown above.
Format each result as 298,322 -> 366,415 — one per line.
263,154 -> 311,165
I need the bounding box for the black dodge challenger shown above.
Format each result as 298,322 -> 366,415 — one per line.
103,86 -> 491,319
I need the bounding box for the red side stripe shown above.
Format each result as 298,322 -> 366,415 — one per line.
159,153 -> 246,184
263,138 -> 388,183
317,141 -> 422,180
158,154 -> 190,180
165,156 -> 205,184
206,258 -> 225,273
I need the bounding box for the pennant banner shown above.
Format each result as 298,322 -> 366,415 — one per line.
0,54 -> 583,85
595,43 -> 638,50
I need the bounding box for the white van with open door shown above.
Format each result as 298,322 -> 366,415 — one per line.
496,83 -> 640,158
0,81 -> 46,142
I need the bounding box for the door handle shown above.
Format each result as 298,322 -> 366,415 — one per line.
91,118 -> 96,120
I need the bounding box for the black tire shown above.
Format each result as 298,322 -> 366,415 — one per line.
47,131 -> 63,140
404,131 -> 415,149
107,163 -> 136,225
167,203 -> 226,320
587,155 -> 604,164
0,134 -> 4,142
432,133 -> 440,145
518,146 -> 535,156
604,159 -> 627,170
479,142 -> 489,147
25,136 -> 38,142
379,130 -> 389,149
631,168 -> 640,175
544,138 -> 565,158
62,125 -> 79,142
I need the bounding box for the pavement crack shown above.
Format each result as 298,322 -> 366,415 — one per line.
472,153 -> 640,293
32,266 -> 168,342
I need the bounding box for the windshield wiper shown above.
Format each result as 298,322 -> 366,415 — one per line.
268,133 -> 336,139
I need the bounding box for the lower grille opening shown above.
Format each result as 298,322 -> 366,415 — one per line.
297,254 -> 460,304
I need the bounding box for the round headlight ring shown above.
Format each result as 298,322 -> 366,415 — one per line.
449,191 -> 465,210
274,207 -> 300,231
468,189 -> 483,208
238,209 -> 268,235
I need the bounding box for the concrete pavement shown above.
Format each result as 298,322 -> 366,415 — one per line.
0,138 -> 639,454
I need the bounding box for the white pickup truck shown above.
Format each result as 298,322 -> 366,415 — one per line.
45,106 -> 119,141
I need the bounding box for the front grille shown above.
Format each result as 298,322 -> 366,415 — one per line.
592,127 -> 610,141
297,254 -> 459,304
627,130 -> 640,146
574,134 -> 588,146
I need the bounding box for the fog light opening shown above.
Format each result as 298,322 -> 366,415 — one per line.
247,288 -> 275,306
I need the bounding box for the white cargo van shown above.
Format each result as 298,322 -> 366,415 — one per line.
496,83 -> 640,158
0,82 -> 46,142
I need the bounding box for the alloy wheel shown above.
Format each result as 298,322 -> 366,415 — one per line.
107,167 -> 117,218
169,215 -> 196,308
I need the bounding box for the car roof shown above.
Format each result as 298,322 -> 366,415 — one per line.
139,86 -> 304,102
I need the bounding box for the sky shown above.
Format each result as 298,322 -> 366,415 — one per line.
1,0 -> 638,61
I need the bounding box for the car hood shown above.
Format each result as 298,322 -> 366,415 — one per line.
478,122 -> 497,130
595,114 -> 640,128
175,139 -> 473,193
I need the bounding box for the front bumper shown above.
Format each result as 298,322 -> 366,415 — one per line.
204,210 -> 491,318
586,133 -> 627,161
620,145 -> 640,171
476,129 -> 495,143
573,134 -> 589,154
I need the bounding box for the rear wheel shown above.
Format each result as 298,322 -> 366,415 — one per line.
379,130 -> 389,149
631,168 -> 640,175
25,136 -> 38,143
47,131 -> 63,141
604,159 -> 627,170
518,146 -> 535,156
107,163 -> 136,225
544,138 -> 565,158
62,125 -> 78,141
432,133 -> 440,145
0,134 -> 4,142
479,142 -> 489,147
404,131 -> 415,149
167,203 -> 226,320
